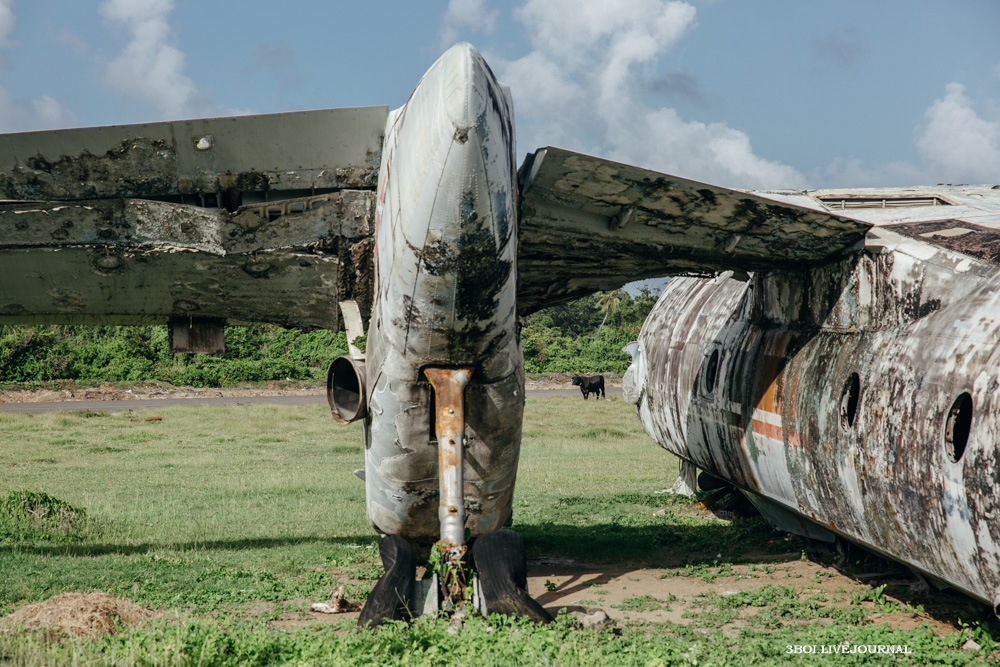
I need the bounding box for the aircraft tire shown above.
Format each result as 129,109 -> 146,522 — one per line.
470,529 -> 552,623
357,534 -> 416,628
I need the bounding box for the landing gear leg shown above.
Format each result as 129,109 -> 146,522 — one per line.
424,367 -> 473,606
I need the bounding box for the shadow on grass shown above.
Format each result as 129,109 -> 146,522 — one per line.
1,533 -> 379,558
516,517 -> 777,568
517,519 -> 1000,631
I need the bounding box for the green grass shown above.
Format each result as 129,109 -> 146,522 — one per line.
0,396 -> 995,665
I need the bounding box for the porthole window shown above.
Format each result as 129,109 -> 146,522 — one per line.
703,349 -> 720,395
839,372 -> 861,430
944,392 -> 973,463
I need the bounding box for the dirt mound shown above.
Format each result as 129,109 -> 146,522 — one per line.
0,592 -> 158,637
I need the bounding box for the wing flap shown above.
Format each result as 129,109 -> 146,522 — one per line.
517,148 -> 871,312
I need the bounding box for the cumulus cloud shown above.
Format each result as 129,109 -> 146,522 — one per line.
0,89 -> 76,132
440,0 -> 499,51
499,0 -> 805,188
0,1 -> 76,131
916,83 -> 1000,184
99,0 -> 200,119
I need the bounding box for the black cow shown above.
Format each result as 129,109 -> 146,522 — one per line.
571,374 -> 605,399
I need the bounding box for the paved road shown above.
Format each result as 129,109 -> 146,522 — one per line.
0,387 -> 622,413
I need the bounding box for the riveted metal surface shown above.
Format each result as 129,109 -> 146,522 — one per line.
0,107 -> 386,200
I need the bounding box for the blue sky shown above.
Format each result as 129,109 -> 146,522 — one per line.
1,0 -> 998,189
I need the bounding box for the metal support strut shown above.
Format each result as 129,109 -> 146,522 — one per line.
424,367 -> 472,600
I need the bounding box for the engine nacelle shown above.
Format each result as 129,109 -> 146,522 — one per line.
327,356 -> 366,424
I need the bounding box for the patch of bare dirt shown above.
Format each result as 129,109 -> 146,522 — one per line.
525,558 -> 962,637
0,592 -> 159,637
265,546 -> 966,638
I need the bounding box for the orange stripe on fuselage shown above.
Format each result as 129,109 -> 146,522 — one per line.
752,333 -> 802,447
751,418 -> 782,442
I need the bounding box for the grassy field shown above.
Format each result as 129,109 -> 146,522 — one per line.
0,396 -> 997,665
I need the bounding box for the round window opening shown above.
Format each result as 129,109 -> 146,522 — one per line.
839,372 -> 861,430
704,349 -> 720,395
944,392 -> 973,463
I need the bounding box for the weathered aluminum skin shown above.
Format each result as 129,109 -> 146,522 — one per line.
0,107 -> 385,200
0,108 -> 386,329
363,43 -> 523,543
517,148 -> 870,313
624,213 -> 1000,606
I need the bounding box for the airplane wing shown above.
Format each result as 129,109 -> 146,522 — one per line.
516,147 -> 872,313
0,107 -> 386,337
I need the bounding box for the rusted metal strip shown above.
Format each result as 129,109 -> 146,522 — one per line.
424,367 -> 472,548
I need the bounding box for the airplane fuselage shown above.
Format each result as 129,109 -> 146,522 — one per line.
626,220 -> 1000,608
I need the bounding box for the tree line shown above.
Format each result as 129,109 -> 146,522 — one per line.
0,289 -> 659,387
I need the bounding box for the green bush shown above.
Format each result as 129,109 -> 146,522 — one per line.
521,289 -> 656,374
0,324 -> 349,387
0,288 -> 658,385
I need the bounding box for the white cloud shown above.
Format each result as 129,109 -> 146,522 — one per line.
500,0 -> 806,189
99,0 -> 199,119
916,83 -> 1000,185
440,0 -> 499,51
0,88 -> 76,132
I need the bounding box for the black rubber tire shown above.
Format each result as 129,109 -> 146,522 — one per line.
470,529 -> 552,623
357,534 -> 416,628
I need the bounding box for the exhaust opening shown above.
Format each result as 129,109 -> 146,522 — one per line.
327,356 -> 367,424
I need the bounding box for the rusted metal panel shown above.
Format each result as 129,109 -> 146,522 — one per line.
624,230 -> 1000,606
516,148 -> 870,313
0,108 -> 384,329
425,367 -> 473,549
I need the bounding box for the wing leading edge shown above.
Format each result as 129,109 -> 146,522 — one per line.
516,147 -> 872,313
